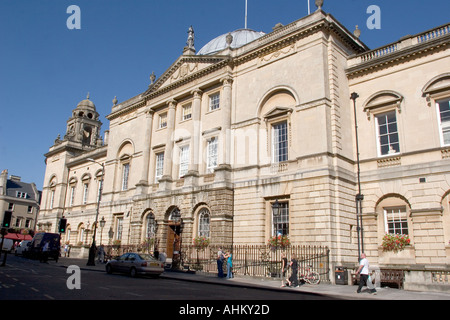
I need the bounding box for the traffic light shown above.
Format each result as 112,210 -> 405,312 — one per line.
59,218 -> 67,233
2,211 -> 12,228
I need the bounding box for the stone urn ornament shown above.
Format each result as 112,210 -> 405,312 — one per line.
315,0 -> 324,10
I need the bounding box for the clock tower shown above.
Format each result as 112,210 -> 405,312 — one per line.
64,93 -> 102,148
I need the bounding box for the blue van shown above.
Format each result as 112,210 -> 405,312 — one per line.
25,233 -> 61,262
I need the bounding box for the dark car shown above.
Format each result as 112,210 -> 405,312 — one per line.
24,233 -> 61,262
106,252 -> 164,277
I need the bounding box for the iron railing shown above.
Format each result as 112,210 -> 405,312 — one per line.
100,243 -> 330,282
182,244 -> 330,282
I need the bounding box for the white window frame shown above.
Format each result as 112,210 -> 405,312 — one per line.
272,121 -> 288,163
49,190 -> 55,209
179,145 -> 190,178
159,112 -> 167,129
383,206 -> 409,235
69,185 -> 75,207
198,208 -> 210,238
375,111 -> 400,157
209,93 -> 220,111
436,98 -> 450,146
155,152 -> 164,183
82,183 -> 89,204
206,137 -> 218,173
121,163 -> 130,191
272,201 -> 289,236
116,217 -> 124,241
182,104 -> 192,121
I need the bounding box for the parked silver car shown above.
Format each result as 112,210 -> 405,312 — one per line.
105,252 -> 164,277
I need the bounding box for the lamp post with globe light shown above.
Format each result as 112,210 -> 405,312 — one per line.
86,158 -> 105,266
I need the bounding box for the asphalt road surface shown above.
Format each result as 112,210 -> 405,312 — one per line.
1,255 -> 332,300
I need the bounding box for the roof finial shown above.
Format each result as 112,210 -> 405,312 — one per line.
183,26 -> 196,55
150,71 -> 156,85
315,0 -> 323,11
187,26 -> 195,49
87,92 -> 90,100
354,25 -> 361,38
226,33 -> 233,48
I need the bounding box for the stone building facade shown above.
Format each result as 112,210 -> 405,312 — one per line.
38,7 -> 450,287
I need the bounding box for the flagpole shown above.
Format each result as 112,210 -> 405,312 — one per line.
308,0 -> 311,15
245,0 -> 248,29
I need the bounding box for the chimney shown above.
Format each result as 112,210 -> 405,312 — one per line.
9,175 -> 21,182
0,169 -> 8,195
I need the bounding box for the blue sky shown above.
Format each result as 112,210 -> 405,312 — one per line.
0,0 -> 449,189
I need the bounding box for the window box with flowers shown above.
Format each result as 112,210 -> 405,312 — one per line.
381,233 -> 411,253
267,235 -> 290,250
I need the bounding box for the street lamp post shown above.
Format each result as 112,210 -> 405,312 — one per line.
272,199 -> 281,252
171,208 -> 183,270
87,158 -> 105,266
99,216 -> 106,245
351,92 -> 364,261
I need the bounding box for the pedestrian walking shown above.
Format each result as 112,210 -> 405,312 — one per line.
287,253 -> 299,287
159,250 -> 167,266
356,253 -> 377,294
281,252 -> 288,287
97,244 -> 105,263
225,251 -> 233,278
40,241 -> 50,263
217,247 -> 225,278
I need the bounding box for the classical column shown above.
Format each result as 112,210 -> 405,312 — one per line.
219,76 -> 233,168
187,89 -> 202,175
136,108 -> 154,192
161,99 -> 177,182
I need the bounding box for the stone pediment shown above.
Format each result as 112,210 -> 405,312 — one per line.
143,55 -> 227,96
263,106 -> 293,120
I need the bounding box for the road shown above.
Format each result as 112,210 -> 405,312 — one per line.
0,255 -> 331,301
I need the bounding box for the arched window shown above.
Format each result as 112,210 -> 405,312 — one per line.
376,195 -> 412,240
146,212 -> 156,239
198,208 -> 210,238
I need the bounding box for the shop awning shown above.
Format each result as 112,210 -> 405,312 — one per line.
3,233 -> 33,241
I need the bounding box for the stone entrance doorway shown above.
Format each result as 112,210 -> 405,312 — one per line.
166,222 -> 181,259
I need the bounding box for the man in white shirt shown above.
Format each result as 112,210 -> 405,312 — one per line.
355,253 -> 377,294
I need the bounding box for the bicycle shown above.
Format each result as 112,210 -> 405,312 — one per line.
299,265 -> 320,285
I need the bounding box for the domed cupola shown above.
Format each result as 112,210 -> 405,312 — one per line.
64,93 -> 102,147
73,93 -> 99,120
197,28 -> 265,55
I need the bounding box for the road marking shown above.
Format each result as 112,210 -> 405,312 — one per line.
125,292 -> 143,297
31,287 -> 39,292
44,294 -> 55,300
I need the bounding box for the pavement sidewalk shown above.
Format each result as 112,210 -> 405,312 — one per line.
57,256 -> 450,300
